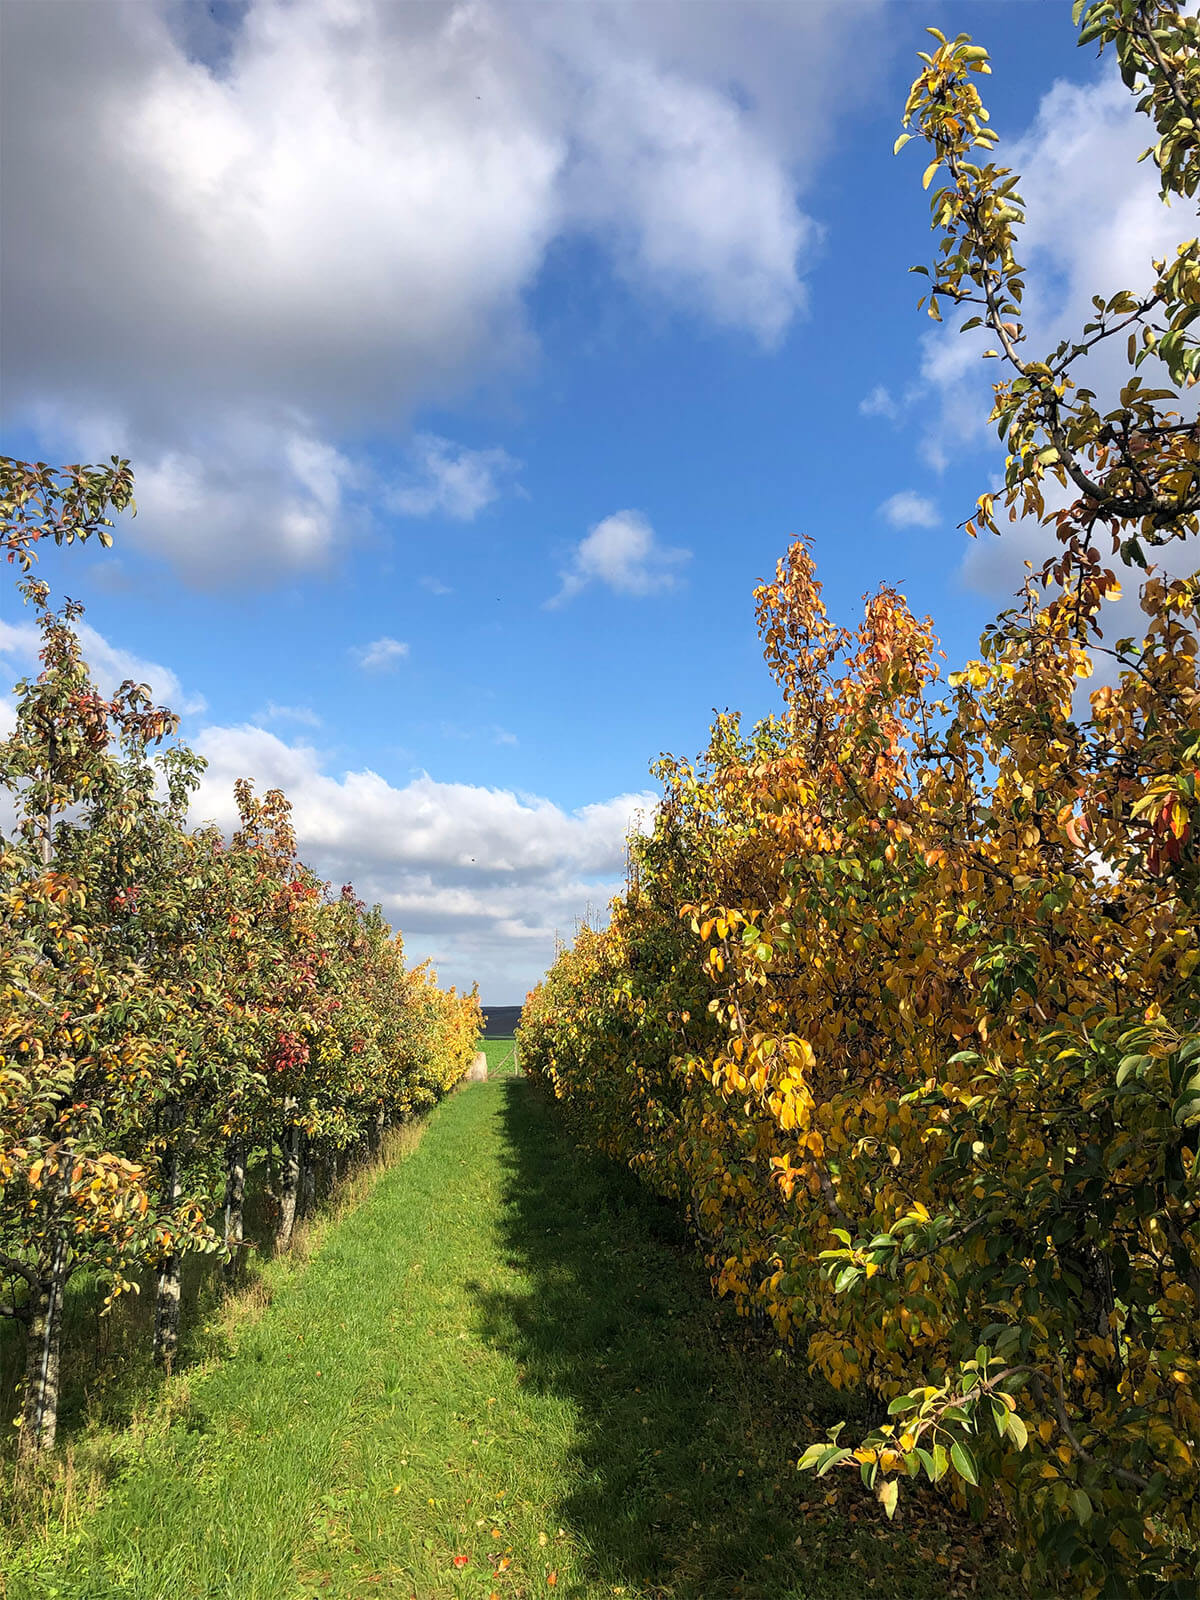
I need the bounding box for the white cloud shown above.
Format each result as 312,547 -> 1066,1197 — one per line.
420,576 -> 453,596
2,0 -> 882,583
562,47 -> 811,345
0,617 -> 206,717
548,509 -> 690,607
259,701 -> 323,728
386,434 -> 519,521
352,636 -> 410,672
879,490 -> 938,530
26,403 -> 363,586
189,722 -> 657,996
859,384 -> 897,419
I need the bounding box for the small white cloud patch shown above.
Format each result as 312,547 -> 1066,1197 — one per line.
352,637 -> 410,672
879,490 -> 938,530
386,434 -> 520,521
548,509 -> 690,607
259,701 -> 323,728
859,383 -> 897,419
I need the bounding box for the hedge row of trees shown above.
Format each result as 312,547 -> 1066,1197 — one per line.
521,8 -> 1199,1596
1,465 -> 481,1463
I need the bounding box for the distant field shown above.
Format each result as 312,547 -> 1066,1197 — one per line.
479,1034 -> 519,1076
481,1004 -> 523,1037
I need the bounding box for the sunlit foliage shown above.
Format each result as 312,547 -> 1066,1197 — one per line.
522,7 -> 1199,1594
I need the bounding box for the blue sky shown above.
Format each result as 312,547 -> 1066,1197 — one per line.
1,0 -> 1185,998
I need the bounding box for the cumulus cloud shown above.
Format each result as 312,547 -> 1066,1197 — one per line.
879,490 -> 938,530
0,617 -> 206,716
385,434 -> 519,521
1,0 -> 881,583
189,722 -> 656,996
548,509 -> 689,606
352,636 -> 410,672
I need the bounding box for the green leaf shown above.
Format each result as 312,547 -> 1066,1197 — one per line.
922,159 -> 940,191
950,1440 -> 979,1487
894,133 -> 913,156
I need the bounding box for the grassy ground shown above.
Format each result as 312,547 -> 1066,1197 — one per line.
479,1035 -> 519,1076
2,1076 -> 1017,1599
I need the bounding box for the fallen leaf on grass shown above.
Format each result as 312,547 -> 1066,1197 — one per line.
547,1573 -> 558,1587
452,1554 -> 469,1568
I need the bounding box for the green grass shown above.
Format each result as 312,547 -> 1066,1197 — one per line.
2,1077 -> 1017,1599
479,1035 -> 520,1076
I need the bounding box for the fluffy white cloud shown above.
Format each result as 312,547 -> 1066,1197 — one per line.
548,509 -> 689,606
2,0 -> 880,583
385,434 -> 519,521
352,636 -> 410,672
0,617 -> 206,716
189,722 -> 656,996
879,490 -> 938,530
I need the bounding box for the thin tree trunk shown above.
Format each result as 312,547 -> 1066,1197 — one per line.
275,1117 -> 301,1252
328,1147 -> 339,1195
300,1136 -> 316,1217
18,1157 -> 71,1460
153,1117 -> 183,1373
223,1138 -> 245,1284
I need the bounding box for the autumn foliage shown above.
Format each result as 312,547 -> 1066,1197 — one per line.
522,7 -> 1200,1595
1,534 -> 480,1460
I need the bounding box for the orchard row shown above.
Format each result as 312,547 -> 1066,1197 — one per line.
522,11 -> 1200,1598
1,525 -> 481,1460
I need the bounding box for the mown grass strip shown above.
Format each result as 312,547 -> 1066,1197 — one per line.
5,1078 -> 1015,1599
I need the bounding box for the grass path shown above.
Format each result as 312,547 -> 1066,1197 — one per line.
7,1074 -> 1013,1600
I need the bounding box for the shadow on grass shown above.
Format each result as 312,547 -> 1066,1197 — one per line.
469,1078 -> 1013,1600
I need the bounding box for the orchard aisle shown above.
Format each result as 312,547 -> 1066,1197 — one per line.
11,1076 -> 1011,1600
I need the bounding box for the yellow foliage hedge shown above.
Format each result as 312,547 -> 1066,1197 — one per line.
523,11 -> 1200,1590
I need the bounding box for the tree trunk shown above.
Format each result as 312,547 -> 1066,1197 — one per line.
223,1138 -> 245,1285
275,1119 -> 301,1252
153,1120 -> 183,1373
18,1161 -> 71,1460
328,1147 -> 339,1195
300,1136 -> 316,1218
